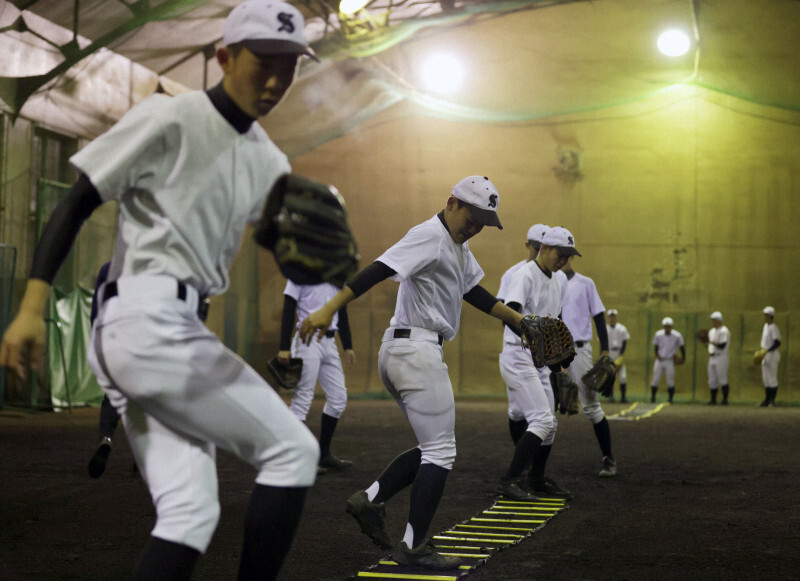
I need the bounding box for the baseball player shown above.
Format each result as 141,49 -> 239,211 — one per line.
1,3 -> 322,579
278,281 -> 354,472
497,225 -> 576,499
703,311 -> 730,405
496,223 -> 548,447
758,306 -> 781,407
558,254 -> 618,478
650,317 -> 686,404
605,309 -> 630,403
299,176 -> 526,570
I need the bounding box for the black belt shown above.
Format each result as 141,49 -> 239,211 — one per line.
575,341 -> 586,348
324,330 -> 336,338
394,328 -> 444,346
102,280 -> 210,322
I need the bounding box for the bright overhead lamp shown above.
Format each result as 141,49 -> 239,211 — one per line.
657,29 -> 691,57
419,52 -> 464,95
339,0 -> 369,15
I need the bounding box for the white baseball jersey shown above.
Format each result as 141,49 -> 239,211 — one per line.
653,329 -> 684,358
503,261 -> 564,347
760,322 -> 781,351
377,215 -> 483,341
607,322 -> 630,383
284,281 -> 340,332
761,321 -> 781,386
497,259 -> 526,302
560,272 -> 605,342
72,91 -> 290,298
708,325 -> 730,356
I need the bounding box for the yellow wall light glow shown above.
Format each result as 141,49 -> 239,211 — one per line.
419,53 -> 465,95
657,29 -> 691,57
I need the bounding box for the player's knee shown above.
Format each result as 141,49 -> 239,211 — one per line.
154,496 -> 221,553
585,404 -> 604,424
419,438 -> 456,470
322,398 -> 346,418
527,414 -> 554,441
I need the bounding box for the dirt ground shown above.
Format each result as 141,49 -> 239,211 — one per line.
1,397 -> 798,581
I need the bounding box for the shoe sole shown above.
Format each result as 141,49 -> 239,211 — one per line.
496,487 -> 540,502
87,444 -> 111,479
346,497 -> 393,550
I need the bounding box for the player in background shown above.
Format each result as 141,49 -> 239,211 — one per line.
605,309 -> 630,403
299,176 -> 526,570
702,311 -> 730,405
498,226 -> 576,499
758,306 -> 781,407
558,254 -> 618,478
650,317 -> 686,404
496,223 -> 549,447
278,281 -> 354,473
0,3 -> 321,579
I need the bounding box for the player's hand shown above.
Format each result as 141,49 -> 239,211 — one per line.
0,312 -> 47,380
299,307 -> 333,345
343,349 -> 356,367
277,350 -> 292,365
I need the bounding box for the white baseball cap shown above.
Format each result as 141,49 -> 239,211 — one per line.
452,176 -> 502,229
662,317 -> 674,326
607,309 -> 618,316
541,226 -> 581,256
710,311 -> 723,321
763,306 -> 775,316
527,223 -> 549,243
223,0 -> 319,62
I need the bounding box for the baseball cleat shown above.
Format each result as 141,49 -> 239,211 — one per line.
496,479 -> 540,502
528,477 -> 573,500
319,453 -> 353,471
87,437 -> 112,479
599,456 -> 617,478
346,490 -> 394,549
392,539 -> 463,570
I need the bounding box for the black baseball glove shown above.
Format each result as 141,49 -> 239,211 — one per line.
253,174 -> 360,288
552,370 -> 580,415
519,315 -> 576,369
265,356 -> 303,391
582,355 -> 617,397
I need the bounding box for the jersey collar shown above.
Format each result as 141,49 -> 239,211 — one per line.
205,83 -> 256,134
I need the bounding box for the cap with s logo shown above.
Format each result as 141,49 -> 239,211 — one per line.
223,0 -> 319,62
451,175 -> 502,229
541,226 -> 581,256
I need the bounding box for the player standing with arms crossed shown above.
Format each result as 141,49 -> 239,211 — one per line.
278,281 -> 354,472
605,309 -> 630,403
702,311 -> 730,405
650,317 -> 685,404
1,3 -> 321,579
757,306 -> 781,407
559,253 -> 618,477
300,176 -> 526,570
497,225 -> 576,499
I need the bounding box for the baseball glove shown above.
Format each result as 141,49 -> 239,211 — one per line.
519,315 -> 576,369
266,356 -> 303,391
753,349 -> 767,365
695,329 -> 710,344
673,354 -> 685,365
552,370 -> 580,415
253,173 -> 360,288
582,355 -> 617,397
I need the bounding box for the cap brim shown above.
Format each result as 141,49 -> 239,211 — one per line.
553,245 -> 581,257
241,39 -> 320,62
465,205 -> 503,229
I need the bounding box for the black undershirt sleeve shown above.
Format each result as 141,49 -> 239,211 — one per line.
279,295 -> 297,351
769,339 -> 781,352
346,261 -> 396,297
619,339 -> 627,355
337,306 -> 353,351
463,284 -> 499,314
30,174 -> 103,283
593,312 -> 609,352
503,301 -> 523,338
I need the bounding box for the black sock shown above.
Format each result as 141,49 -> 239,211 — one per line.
134,537 -> 199,581
374,447 -> 422,504
508,418 -> 528,445
238,484 -> 308,581
526,444 -> 552,487
592,417 -> 613,459
408,463 -> 449,547
319,413 -> 338,459
721,385 -> 729,402
668,387 -> 675,402
651,387 -> 657,402
98,395 -> 120,440
620,384 -> 627,399
504,431 -> 542,481
709,389 -> 717,403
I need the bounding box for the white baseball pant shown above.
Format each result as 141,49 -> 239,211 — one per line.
89,275 -> 319,553
567,343 -> 605,424
610,349 -> 627,384
651,358 -> 676,387
761,351 -> 780,386
290,333 -> 347,421
707,354 -> 729,388
378,327 -> 456,470
499,346 -> 555,443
